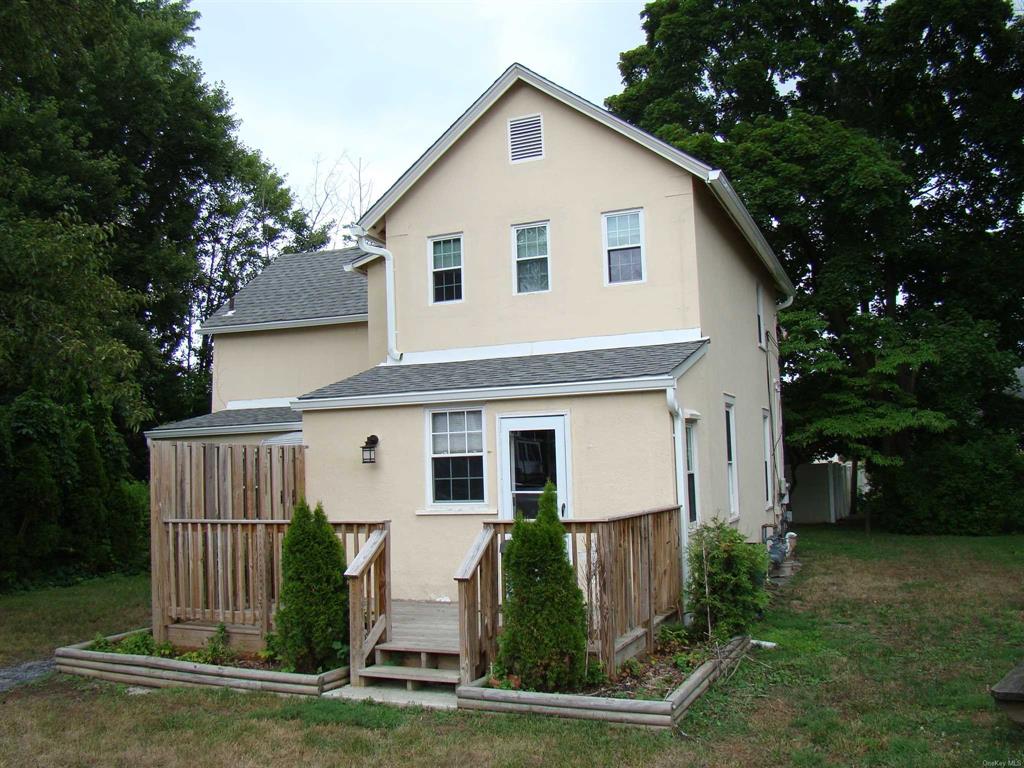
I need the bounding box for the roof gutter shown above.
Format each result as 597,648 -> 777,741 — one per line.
144,420 -> 301,440
346,225 -> 402,363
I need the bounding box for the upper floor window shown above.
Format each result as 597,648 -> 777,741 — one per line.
756,283 -> 766,348
603,209 -> 645,284
430,234 -> 463,303
508,114 -> 544,163
513,222 -> 550,294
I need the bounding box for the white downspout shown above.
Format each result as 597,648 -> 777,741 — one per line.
666,385 -> 690,600
346,225 -> 402,363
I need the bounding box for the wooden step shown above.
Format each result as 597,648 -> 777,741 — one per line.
359,665 -> 460,685
376,640 -> 459,655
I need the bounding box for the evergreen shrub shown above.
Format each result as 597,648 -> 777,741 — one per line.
686,520 -> 769,641
274,500 -> 348,673
497,481 -> 587,692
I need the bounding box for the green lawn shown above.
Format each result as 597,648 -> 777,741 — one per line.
0,574 -> 151,666
1,528 -> 1022,767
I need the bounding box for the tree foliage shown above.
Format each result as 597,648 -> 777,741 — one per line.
498,482 -> 588,692
0,0 -> 329,584
275,500 -> 348,674
609,0 -> 1024,531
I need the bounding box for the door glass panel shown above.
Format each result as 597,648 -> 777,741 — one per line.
509,428 -> 557,519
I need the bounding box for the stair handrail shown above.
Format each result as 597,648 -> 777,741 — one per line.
344,522 -> 391,686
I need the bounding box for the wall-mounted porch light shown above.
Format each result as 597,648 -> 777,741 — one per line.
361,435 -> 379,464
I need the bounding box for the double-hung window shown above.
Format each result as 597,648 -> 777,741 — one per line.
724,400 -> 739,519
685,421 -> 699,524
513,222 -> 550,293
431,235 -> 463,303
430,409 -> 484,504
756,283 -> 766,348
762,409 -> 772,506
603,209 -> 644,284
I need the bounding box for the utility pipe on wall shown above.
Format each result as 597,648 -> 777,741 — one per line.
666,385 -> 690,594
346,224 -> 402,363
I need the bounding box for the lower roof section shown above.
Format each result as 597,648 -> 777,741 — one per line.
295,340 -> 708,411
146,407 -> 301,440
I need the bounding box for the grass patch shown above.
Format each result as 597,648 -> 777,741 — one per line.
1,528 -> 1022,767
252,698 -> 411,729
0,573 -> 150,665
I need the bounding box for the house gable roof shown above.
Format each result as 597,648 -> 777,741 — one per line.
357,63 -> 795,300
200,247 -> 368,335
295,340 -> 708,409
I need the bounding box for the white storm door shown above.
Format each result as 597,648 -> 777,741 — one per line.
498,415 -> 569,520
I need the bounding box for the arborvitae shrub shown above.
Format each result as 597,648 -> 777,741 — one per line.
274,500 -> 348,673
686,520 -> 769,641
498,481 -> 587,692
64,424 -> 111,570
107,480 -> 150,571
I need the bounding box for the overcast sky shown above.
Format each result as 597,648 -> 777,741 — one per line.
190,0 -> 648,237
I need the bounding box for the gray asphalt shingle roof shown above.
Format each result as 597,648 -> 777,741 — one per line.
148,407 -> 300,434
299,340 -> 708,401
201,247 -> 367,332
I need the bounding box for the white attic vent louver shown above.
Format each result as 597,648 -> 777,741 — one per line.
508,114 -> 544,163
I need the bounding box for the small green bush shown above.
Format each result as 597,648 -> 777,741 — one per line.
686,520 -> 769,641
497,481 -> 588,692
274,500 -> 348,673
178,623 -> 235,665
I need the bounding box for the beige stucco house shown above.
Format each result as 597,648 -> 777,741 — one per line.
148,64 -> 795,603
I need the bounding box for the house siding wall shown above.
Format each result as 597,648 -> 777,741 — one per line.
689,183 -> 784,542
210,323 -> 370,411
302,389 -> 677,600
369,81 -> 701,361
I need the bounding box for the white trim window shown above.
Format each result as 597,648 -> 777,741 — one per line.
430,409 -> 485,504
685,420 -> 699,525
724,400 -> 739,519
603,209 -> 645,284
430,234 -> 463,303
762,409 -> 772,506
756,283 -> 766,348
513,222 -> 550,294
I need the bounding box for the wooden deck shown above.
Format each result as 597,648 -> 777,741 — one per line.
379,600 -> 460,654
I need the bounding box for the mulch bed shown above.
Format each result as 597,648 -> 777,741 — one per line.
582,635 -> 712,700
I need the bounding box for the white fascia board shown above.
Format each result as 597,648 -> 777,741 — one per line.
199,314 -> 368,335
706,171 -> 795,299
292,375 -> 678,412
355,63 -> 793,298
144,421 -> 301,440
396,328 -> 704,366
226,398 -> 295,410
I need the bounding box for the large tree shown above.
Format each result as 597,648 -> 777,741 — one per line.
0,0 -> 328,583
608,0 -> 1024,532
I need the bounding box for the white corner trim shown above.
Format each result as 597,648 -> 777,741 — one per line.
199,313 -> 368,335
355,62 -> 793,298
226,397 -> 295,410
292,375 -> 679,412
144,421 -> 301,440
669,340 -> 709,379
398,328 -> 703,366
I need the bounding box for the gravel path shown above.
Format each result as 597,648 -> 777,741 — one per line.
0,659 -> 54,693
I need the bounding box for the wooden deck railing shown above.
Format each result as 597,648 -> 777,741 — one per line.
456,506 -> 682,682
453,527 -> 500,684
344,522 -> 392,686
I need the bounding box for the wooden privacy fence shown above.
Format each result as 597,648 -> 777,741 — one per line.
149,441 -> 385,646
455,506 -> 683,683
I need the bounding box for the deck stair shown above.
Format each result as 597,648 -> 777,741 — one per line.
358,600 -> 462,691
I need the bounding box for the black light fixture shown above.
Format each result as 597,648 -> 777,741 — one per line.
361,435 -> 379,464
